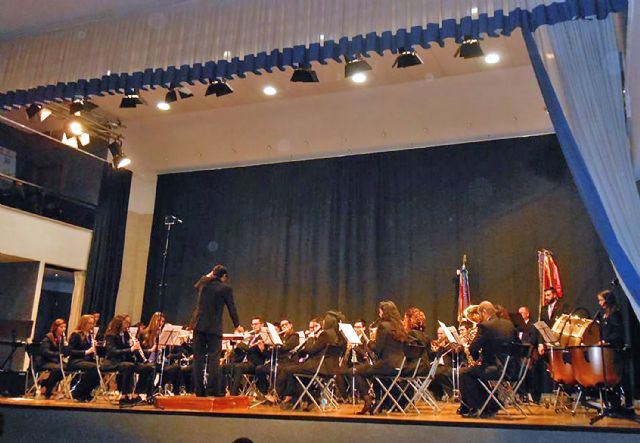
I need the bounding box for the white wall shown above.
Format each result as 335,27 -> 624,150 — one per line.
0,205 -> 92,269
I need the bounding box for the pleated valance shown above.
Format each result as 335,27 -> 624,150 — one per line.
0,0 -> 627,109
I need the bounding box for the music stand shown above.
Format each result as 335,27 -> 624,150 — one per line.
156,324 -> 183,394
339,323 -> 362,405
0,320 -> 33,370
250,323 -> 282,408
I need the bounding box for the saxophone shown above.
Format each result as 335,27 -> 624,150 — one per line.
462,327 -> 480,367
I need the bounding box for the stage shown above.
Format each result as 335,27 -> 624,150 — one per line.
1,396 -> 638,442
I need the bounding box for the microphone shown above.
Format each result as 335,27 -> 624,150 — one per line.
164,215 -> 183,225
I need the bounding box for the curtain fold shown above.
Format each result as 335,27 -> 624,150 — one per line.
82,167 -> 132,322
0,0 -> 627,108
523,17 -> 640,319
68,270 -> 86,331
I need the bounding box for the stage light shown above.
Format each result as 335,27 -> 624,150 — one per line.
119,89 -> 146,108
69,121 -> 83,136
263,86 -> 277,96
69,99 -> 98,115
178,87 -> 193,99
165,89 -> 178,104
350,72 -> 367,84
484,53 -> 500,64
392,48 -> 423,69
344,54 -> 372,79
290,64 -> 319,83
40,108 -> 52,122
205,79 -> 234,97
78,132 -> 91,146
454,36 -> 484,59
157,101 -> 171,111
26,103 -> 42,120
62,132 -> 78,149
108,139 -> 131,169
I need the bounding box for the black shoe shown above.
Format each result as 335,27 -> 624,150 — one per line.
461,409 -> 479,418
118,397 -> 131,406
279,401 -> 293,411
479,409 -> 497,419
457,405 -> 470,415
357,396 -> 374,415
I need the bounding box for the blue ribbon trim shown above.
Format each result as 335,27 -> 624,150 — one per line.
0,0 -> 627,109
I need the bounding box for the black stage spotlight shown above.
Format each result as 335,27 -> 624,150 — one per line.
392,47 -> 423,68
26,103 -> 42,119
454,36 -> 484,59
69,100 -> 84,115
344,54 -> 372,79
165,88 -> 178,104
119,89 -> 146,108
205,79 -> 234,97
178,86 -> 194,99
108,139 -> 131,169
290,64 -> 319,83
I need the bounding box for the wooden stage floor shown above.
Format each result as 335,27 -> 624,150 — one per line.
1,395 -> 639,433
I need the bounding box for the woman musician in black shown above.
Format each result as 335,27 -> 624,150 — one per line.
67,314 -> 101,402
276,311 -> 346,410
354,301 -> 407,415
39,318 -> 68,399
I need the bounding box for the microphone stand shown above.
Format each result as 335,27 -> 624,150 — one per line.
158,215 -> 181,313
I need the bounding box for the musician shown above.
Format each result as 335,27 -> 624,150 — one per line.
458,301 -> 517,418
277,311 -> 345,410
228,317 -> 269,395
255,318 -> 300,395
67,314 -> 101,402
39,319 -> 68,399
192,264 -> 240,397
595,290 -> 624,347
403,308 -> 429,369
354,301 -> 407,415
137,312 -> 166,396
540,287 -> 569,326
429,327 -> 454,401
103,315 -> 141,405
518,306 -> 542,403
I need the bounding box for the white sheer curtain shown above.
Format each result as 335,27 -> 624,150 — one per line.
0,0 -> 570,92
68,270 -> 86,331
534,17 -> 640,318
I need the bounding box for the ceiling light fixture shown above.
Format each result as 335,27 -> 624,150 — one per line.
69,98 -> 98,116
108,139 -> 131,169
119,89 -> 146,108
344,54 -> 372,79
454,36 -> 484,59
392,47 -> 423,68
157,101 -> 171,111
78,132 -> 91,146
484,53 -> 500,64
26,103 -> 42,120
205,79 -> 234,97
263,85 -> 277,96
290,64 -> 319,83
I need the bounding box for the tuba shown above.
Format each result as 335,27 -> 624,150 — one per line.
463,305 -> 482,325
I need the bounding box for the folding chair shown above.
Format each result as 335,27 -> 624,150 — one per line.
476,342 -> 530,417
408,351 -> 442,413
292,350 -> 339,412
371,357 -> 406,414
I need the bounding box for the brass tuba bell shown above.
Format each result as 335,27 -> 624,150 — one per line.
463,304 -> 482,325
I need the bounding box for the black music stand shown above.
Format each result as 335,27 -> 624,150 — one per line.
0,320 -> 33,370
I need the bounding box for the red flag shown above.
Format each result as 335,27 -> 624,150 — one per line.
538,250 -> 564,318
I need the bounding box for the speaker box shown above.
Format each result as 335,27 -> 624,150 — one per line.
0,371 -> 26,397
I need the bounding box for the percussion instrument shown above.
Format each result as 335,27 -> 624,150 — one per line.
547,347 -> 576,385
568,345 -> 623,388
551,314 -> 600,348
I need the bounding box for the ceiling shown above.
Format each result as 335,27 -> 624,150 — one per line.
0,0 -> 183,39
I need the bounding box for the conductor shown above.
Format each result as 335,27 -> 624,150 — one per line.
192,264 -> 240,397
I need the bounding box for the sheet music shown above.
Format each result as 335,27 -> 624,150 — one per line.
159,324 -> 183,346
262,323 -> 283,346
129,327 -> 138,338
339,323 -> 361,345
534,321 -> 558,343
438,321 -> 458,344
93,326 -> 99,337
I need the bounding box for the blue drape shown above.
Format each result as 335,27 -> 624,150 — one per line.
0,0 -> 627,109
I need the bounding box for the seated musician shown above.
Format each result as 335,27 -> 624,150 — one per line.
103,314 -> 145,405
255,318 -> 300,396
335,319 -> 370,400
39,319 -> 68,399
228,316 -> 270,396
354,301 -> 407,415
276,312 -> 345,410
403,307 -> 429,368
137,312 -> 167,396
165,326 -> 194,394
458,301 -> 516,418
67,314 -> 101,402
428,327 -> 454,401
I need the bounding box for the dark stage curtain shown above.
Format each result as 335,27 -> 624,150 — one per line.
142,135 -> 617,332
83,166 -> 132,322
